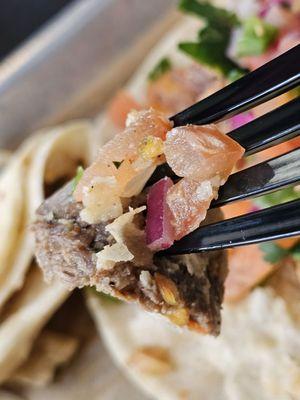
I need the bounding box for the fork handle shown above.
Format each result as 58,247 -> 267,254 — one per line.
170,44 -> 300,126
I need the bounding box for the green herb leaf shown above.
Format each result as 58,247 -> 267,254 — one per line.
113,160 -> 124,169
291,242 -> 300,261
98,292 -> 121,304
260,236 -> 300,265
179,34 -> 244,76
236,17 -> 278,57
227,68 -> 245,82
179,0 -> 239,28
148,57 -> 172,81
72,166 -> 84,193
86,287 -> 122,304
254,187 -> 300,209
260,242 -> 288,263
178,0 -> 245,77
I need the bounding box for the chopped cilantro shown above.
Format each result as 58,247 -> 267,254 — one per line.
72,166 -> 84,193
227,68 -> 245,82
254,187 -> 300,209
113,160 -> 124,169
260,240 -> 300,264
148,58 -> 172,81
178,0 -> 246,77
179,33 -> 243,76
86,287 -> 122,303
260,242 -> 288,263
291,242 -> 300,261
97,291 -> 121,304
236,17 -> 278,57
179,0 -> 239,27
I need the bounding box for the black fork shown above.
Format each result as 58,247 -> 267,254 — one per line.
150,44 -> 300,255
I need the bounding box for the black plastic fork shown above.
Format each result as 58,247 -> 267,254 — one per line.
154,44 -> 300,255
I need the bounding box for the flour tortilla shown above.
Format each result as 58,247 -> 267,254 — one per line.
0,160 -> 24,289
0,392 -> 24,400
0,136 -> 44,303
0,121 -> 92,385
23,334 -> 148,400
0,265 -> 68,383
28,120 -> 93,206
0,121 -> 92,309
9,330 -> 79,387
88,287 -> 300,400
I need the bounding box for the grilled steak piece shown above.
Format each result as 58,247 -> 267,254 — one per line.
34,185 -> 227,335
34,183 -> 110,288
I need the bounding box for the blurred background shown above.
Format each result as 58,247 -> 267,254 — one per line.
0,0 -> 176,149
0,0 -> 74,59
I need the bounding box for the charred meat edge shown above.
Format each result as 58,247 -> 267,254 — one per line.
34,184 -> 227,335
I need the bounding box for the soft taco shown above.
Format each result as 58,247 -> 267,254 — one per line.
33,0 -> 299,340
0,121 -> 93,388
81,0 -> 300,399
32,12 -> 247,335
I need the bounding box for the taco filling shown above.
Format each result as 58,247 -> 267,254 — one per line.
33,0 -> 300,336
34,107 -> 244,335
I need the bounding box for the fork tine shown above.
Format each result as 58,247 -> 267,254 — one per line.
148,96 -> 300,186
160,199 -> 300,255
170,44 -> 300,127
228,96 -> 300,156
212,147 -> 300,207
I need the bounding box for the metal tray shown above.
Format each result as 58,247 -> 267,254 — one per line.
0,0 -> 177,149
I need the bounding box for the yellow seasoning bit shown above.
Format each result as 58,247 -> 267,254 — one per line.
167,308 -> 190,326
139,136 -> 164,160
155,273 -> 180,306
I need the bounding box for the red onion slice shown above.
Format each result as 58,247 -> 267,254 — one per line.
145,177 -> 175,251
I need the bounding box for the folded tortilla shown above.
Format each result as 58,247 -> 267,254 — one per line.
88,282 -> 300,400
0,265 -> 68,383
0,121 -> 92,385
9,330 -> 79,387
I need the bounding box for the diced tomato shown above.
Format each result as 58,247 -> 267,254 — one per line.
222,199 -> 253,219
107,91 -> 142,128
164,125 -> 245,182
147,64 -> 216,115
116,159 -> 156,198
256,136 -> 300,164
223,199 -> 276,302
164,124 -> 244,240
166,178 -> 214,240
74,109 -> 171,202
224,244 -> 275,302
276,237 -> 299,250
